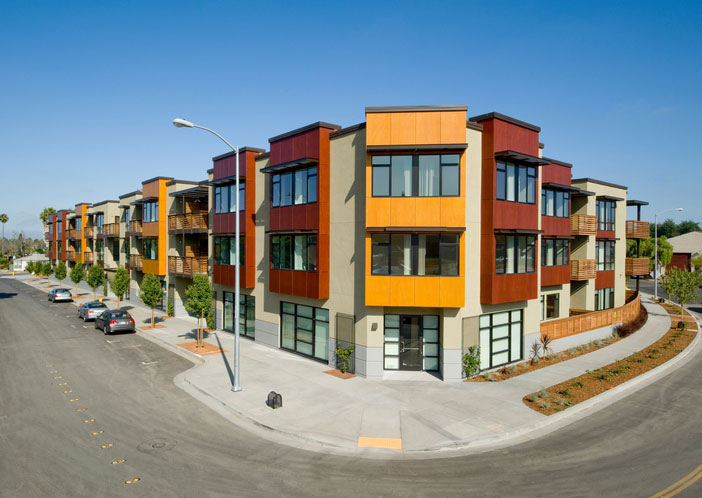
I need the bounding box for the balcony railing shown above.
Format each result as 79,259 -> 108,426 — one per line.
44,231 -> 51,240
84,226 -> 95,238
570,259 -> 596,280
168,255 -> 208,277
168,213 -> 208,232
84,252 -> 94,264
103,223 -> 120,237
67,229 -> 80,240
626,220 -> 650,239
570,214 -> 597,236
66,251 -> 77,262
129,254 -> 143,270
128,220 -> 143,236
625,257 -> 649,276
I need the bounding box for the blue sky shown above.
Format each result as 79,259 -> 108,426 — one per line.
1,1 -> 700,238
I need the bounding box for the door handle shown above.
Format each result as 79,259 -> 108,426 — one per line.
400,341 -> 405,353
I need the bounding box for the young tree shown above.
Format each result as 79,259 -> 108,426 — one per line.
54,261 -> 67,284
70,264 -> 85,297
111,266 -> 130,310
139,274 -> 163,329
185,273 -> 214,348
33,261 -> 43,278
691,254 -> 702,272
665,269 -> 700,320
41,261 -> 54,285
86,264 -> 105,300
25,261 -> 35,276
0,213 -> 7,255
640,237 -> 673,272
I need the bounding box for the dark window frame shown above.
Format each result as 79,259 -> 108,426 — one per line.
479,310 -> 523,370
496,162 -> 537,204
214,236 -> 245,266
371,154 -> 461,198
280,301 -> 329,362
495,234 -> 536,274
271,166 -> 318,208
370,233 -> 460,276
270,234 -> 317,272
596,239 -> 615,271
541,238 -> 570,267
596,200 -> 616,231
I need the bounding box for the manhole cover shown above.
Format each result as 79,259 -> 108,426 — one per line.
137,437 -> 177,454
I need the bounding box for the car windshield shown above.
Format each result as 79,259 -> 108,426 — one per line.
110,312 -> 130,319
56,289 -> 69,292
89,303 -> 108,309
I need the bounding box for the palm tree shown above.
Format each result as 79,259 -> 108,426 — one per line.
0,213 -> 7,256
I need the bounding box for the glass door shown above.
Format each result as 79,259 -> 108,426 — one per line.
399,316 -> 422,370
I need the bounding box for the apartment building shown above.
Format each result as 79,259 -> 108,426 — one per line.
44,104 -> 648,382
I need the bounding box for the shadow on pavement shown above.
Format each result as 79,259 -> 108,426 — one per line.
214,333 -> 234,385
0,292 -> 17,299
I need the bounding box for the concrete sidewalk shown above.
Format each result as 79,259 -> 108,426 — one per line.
12,271 -> 701,459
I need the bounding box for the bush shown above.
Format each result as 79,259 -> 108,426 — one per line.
335,344 -> 354,373
462,345 -> 480,378
167,300 -> 174,317
206,308 -> 215,330
614,306 -> 648,338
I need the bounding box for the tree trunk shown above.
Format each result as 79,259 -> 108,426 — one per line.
93,287 -> 96,300
151,307 -> 154,329
199,310 -> 204,348
117,295 -> 121,310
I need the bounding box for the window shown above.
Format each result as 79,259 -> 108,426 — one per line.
271,235 -> 316,271
143,202 -> 158,223
541,239 -> 570,267
540,294 -> 560,320
595,287 -> 615,311
214,236 -> 245,266
95,214 -> 104,233
370,233 -> 459,276
371,154 -> 460,198
596,240 -> 615,271
95,240 -> 104,262
143,239 -> 157,260
223,292 -> 255,339
479,310 -> 522,369
541,189 -> 570,217
271,167 -> 317,207
495,235 -> 536,274
57,221 -> 62,239
75,218 -> 82,231
383,315 -> 440,371
596,200 -> 616,231
281,302 -> 329,361
124,208 -> 130,232
214,184 -> 246,214
496,162 -> 536,204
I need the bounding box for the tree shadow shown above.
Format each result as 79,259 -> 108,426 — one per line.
214,333 -> 234,385
0,292 -> 17,299
178,329 -> 212,341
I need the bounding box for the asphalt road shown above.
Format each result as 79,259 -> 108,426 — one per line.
2,274 -> 702,498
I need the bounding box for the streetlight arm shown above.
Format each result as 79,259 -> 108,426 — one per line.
191,124 -> 237,153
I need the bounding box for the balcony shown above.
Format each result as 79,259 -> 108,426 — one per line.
84,252 -> 94,264
127,220 -> 143,236
44,231 -> 51,241
129,254 -> 143,270
84,226 -> 95,238
169,255 -> 208,278
626,220 -> 650,239
168,213 -> 208,233
67,251 -> 77,263
103,223 -> 120,237
570,259 -> 596,280
67,229 -> 80,240
570,214 -> 597,236
625,257 -> 649,276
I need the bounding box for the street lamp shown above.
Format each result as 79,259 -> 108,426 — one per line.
654,207 -> 683,300
173,118 -> 242,392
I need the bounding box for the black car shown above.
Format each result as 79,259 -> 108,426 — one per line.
94,310 -> 136,335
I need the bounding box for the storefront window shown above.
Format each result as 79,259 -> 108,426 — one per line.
280,302 -> 329,361
479,310 -> 522,369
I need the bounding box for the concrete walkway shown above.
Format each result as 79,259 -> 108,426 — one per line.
13,271 -> 701,459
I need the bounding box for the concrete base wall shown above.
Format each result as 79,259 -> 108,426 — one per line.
549,324 -> 618,353
354,345 -> 383,380
255,319 -> 278,348
441,349 -> 463,382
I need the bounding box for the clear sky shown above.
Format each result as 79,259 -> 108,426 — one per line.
1,1 -> 700,238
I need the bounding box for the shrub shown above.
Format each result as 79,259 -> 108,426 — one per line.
539,401 -> 550,410
462,345 -> 481,378
335,344 -> 354,373
206,308 -> 215,331
571,381 -> 584,388
614,306 -> 648,338
529,341 -> 542,365
167,300 -> 174,317
527,393 -> 538,402
539,388 -> 549,399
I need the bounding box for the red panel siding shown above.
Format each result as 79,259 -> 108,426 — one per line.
541,265 -> 570,287
541,217 -> 570,237
595,270 -> 615,290
667,253 -> 691,272
541,163 -> 571,185
596,230 -> 616,239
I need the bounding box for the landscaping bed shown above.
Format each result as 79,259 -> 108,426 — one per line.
523,306 -> 696,416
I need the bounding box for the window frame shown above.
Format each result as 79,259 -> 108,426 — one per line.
541,189 -> 570,217
496,162 -> 537,205
541,238 -> 570,267
371,154 -> 461,198
280,301 -> 329,362
596,200 -> 616,231
270,234 -> 317,272
479,310 -> 523,370
214,236 -> 245,266
495,234 -> 536,274
271,167 -> 318,208
596,239 -> 615,271
370,233 -> 460,276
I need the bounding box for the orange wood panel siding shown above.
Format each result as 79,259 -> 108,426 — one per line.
366,110 -> 466,146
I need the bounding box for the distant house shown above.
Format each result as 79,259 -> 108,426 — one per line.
11,253 -> 49,272
666,232 -> 702,271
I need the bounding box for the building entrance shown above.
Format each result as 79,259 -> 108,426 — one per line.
384,314 -> 440,371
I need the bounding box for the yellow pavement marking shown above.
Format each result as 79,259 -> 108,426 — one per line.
69,398 -> 79,402
54,376 -> 62,379
58,382 -> 68,386
650,463 -> 702,498
100,443 -> 113,449
111,459 -> 126,465
125,477 -> 141,484
357,437 -> 402,450
75,408 -> 86,412
83,418 -> 95,423
91,430 -> 104,435
63,390 -> 72,394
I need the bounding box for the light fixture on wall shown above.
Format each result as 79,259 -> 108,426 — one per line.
371,323 -> 378,331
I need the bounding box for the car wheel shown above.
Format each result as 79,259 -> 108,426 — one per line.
94,321 -> 99,329
105,326 -> 110,335
82,314 -> 87,322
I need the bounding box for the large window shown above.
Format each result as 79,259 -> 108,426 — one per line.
143,202 -> 158,223
596,239 -> 615,271
95,214 -> 104,234
596,200 -> 616,231
124,208 -> 130,232
495,235 -> 536,274
95,240 -> 104,262
75,218 -> 82,231
540,294 -> 560,320
215,184 -> 246,214
370,233 -> 459,276
595,287 -> 615,311
214,236 -> 245,266
223,292 -> 255,339
371,154 -> 460,197
281,302 -> 329,361
541,189 -> 570,217
143,239 -> 157,260
383,315 -> 440,371
541,239 -> 569,267
271,234 -> 316,271
479,310 -> 522,370
271,167 -> 317,207
57,221 -> 62,239
496,162 -> 537,204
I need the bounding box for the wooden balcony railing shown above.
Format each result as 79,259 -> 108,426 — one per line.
625,257 -> 649,276
129,254 -> 143,270
84,252 -> 94,264
84,226 -> 95,238
66,251 -> 77,262
168,255 -> 208,277
103,223 -> 120,237
541,292 -> 641,340
626,220 -> 650,239
570,259 -> 596,280
67,229 -> 80,240
168,213 -> 208,232
128,220 -> 143,235
570,214 -> 597,236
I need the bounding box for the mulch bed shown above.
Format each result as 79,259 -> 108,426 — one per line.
323,369 -> 355,379
523,306 -> 697,416
139,325 -> 166,330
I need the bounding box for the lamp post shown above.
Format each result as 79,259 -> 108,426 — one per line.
654,207 -> 683,300
173,118 -> 242,392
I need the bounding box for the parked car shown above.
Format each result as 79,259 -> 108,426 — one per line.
78,301 -> 108,321
94,310 -> 135,335
48,288 -> 73,303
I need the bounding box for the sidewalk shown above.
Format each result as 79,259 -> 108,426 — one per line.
13,271 -> 701,459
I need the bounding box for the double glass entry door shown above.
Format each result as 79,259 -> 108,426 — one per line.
399,316 -> 422,370
384,315 -> 440,371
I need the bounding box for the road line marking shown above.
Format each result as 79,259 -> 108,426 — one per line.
650,463 -> 702,498
83,418 -> 95,423
141,361 -> 158,365
357,437 -> 402,450
69,398 -> 79,402
106,340 -> 121,343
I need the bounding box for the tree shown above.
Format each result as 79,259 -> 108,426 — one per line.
639,237 -> 673,272
39,207 -> 56,225
677,220 -> 702,235
663,269 -> 700,320
86,264 -> 105,301
111,266 -> 130,310
653,219 -> 679,239
32,261 -> 43,278
70,264 -> 85,296
25,261 -> 35,275
55,261 -> 67,283
0,213 -> 7,255
41,261 -> 54,285
692,254 -> 702,272
139,274 -> 163,329
184,273 -> 214,348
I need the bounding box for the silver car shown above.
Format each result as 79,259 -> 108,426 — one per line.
94,310 -> 136,335
48,288 -> 73,303
78,301 -> 108,321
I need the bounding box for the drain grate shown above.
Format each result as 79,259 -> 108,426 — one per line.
137,437 -> 176,454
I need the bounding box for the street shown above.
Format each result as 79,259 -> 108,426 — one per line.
2,274 -> 702,497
